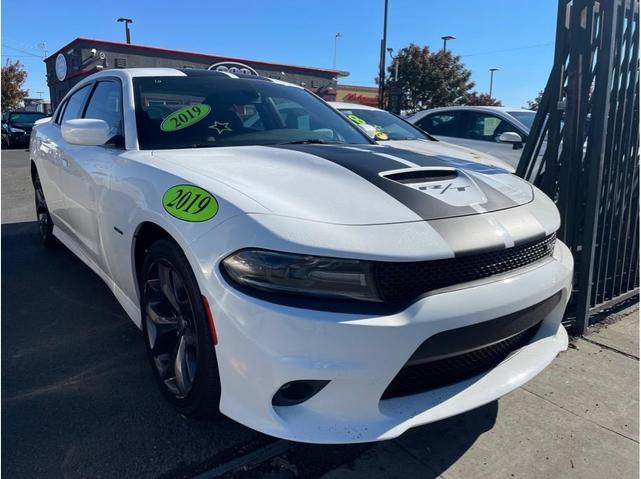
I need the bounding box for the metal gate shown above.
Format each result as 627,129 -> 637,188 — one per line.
517,0 -> 640,334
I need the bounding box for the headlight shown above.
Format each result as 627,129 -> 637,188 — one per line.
221,249 -> 382,302
10,127 -> 25,133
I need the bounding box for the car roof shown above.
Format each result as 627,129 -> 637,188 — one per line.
74,67 -> 303,89
329,101 -> 382,111
417,106 -> 531,114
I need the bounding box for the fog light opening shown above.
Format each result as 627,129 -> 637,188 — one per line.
272,380 -> 330,407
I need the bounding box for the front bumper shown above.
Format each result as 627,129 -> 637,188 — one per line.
203,240 -> 573,444
7,131 -> 29,145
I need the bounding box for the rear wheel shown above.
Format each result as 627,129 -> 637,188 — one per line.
33,169 -> 55,247
141,239 -> 221,417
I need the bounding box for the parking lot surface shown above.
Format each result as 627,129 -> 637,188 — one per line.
2,148 -> 639,478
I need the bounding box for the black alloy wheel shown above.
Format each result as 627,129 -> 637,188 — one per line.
141,240 -> 221,417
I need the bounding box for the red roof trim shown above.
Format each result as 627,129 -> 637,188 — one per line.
44,37 -> 349,77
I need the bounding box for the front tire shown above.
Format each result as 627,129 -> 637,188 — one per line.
33,169 -> 55,247
140,239 -> 221,418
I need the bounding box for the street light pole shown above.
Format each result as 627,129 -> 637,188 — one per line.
489,68 -> 499,98
333,32 -> 341,69
441,35 -> 456,52
377,0 -> 389,109
117,18 -> 133,44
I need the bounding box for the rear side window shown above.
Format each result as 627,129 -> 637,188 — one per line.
84,81 -> 124,141
61,85 -> 92,123
417,112 -> 462,137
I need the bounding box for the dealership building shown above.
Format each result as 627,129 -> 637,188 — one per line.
44,38 -> 351,108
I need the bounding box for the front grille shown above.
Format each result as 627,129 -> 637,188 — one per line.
375,233 -> 556,305
382,320 -> 542,399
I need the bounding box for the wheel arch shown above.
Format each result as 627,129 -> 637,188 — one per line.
132,221 -> 174,293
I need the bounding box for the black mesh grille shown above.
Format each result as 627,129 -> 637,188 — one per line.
375,234 -> 556,305
381,320 -> 542,399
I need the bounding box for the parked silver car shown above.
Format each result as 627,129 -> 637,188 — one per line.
407,106 -> 536,169
330,102 -> 515,172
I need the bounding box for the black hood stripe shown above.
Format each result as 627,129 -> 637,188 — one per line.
271,144 -> 518,221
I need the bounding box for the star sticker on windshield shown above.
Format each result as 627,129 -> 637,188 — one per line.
209,121 -> 232,134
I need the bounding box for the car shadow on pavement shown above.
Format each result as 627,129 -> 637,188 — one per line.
1,221 -> 261,479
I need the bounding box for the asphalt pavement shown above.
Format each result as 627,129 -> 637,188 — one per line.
2,148 -> 638,479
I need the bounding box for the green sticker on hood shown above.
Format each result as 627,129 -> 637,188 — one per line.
161,104 -> 211,132
162,185 -> 219,222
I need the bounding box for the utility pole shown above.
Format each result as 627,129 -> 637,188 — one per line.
441,35 -> 456,52
377,0 -> 389,109
489,68 -> 499,98
332,32 -> 341,69
36,91 -> 44,99
117,18 -> 133,44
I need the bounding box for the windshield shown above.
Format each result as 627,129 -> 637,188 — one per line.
507,111 -> 535,130
8,112 -> 46,125
133,76 -> 371,150
339,107 -> 428,140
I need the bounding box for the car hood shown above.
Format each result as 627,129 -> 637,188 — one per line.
386,138 -> 515,172
149,144 -> 533,225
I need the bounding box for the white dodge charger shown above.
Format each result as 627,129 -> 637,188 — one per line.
30,68 -> 573,444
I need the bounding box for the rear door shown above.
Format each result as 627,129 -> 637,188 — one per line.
34,84 -> 93,230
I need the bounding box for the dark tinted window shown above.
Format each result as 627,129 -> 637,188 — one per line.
507,110 -> 535,130
133,76 -> 370,150
462,112 -> 513,142
416,112 -> 462,137
61,85 -> 92,123
8,112 -> 46,125
84,81 -> 123,140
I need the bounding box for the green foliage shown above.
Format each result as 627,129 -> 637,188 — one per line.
385,43 -> 475,114
2,59 -> 28,111
526,90 -> 544,110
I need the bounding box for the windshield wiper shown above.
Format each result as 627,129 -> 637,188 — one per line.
278,138 -> 344,145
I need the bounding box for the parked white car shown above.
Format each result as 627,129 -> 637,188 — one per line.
30,68 -> 572,444
331,102 -> 515,173
407,106 -> 536,169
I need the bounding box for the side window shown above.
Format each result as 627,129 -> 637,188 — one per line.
84,81 -> 123,140
61,85 -> 92,123
462,112 -> 512,142
416,112 -> 462,137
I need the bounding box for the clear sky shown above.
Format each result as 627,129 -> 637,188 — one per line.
2,0 -> 557,107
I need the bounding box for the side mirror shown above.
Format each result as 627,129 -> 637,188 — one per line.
61,119 -> 111,146
498,131 -> 524,150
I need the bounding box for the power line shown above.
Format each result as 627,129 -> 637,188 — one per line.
2,44 -> 43,58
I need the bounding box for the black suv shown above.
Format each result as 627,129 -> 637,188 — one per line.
2,111 -> 48,148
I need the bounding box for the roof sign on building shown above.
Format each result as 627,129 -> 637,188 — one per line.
208,61 -> 258,76
55,54 -> 67,81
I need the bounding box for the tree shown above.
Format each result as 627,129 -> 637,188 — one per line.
465,92 -> 502,106
385,44 -> 474,114
2,59 -> 28,111
526,90 -> 544,110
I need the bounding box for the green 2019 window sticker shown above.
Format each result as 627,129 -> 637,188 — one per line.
160,104 -> 211,132
347,113 -> 366,125
162,185 -> 219,222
